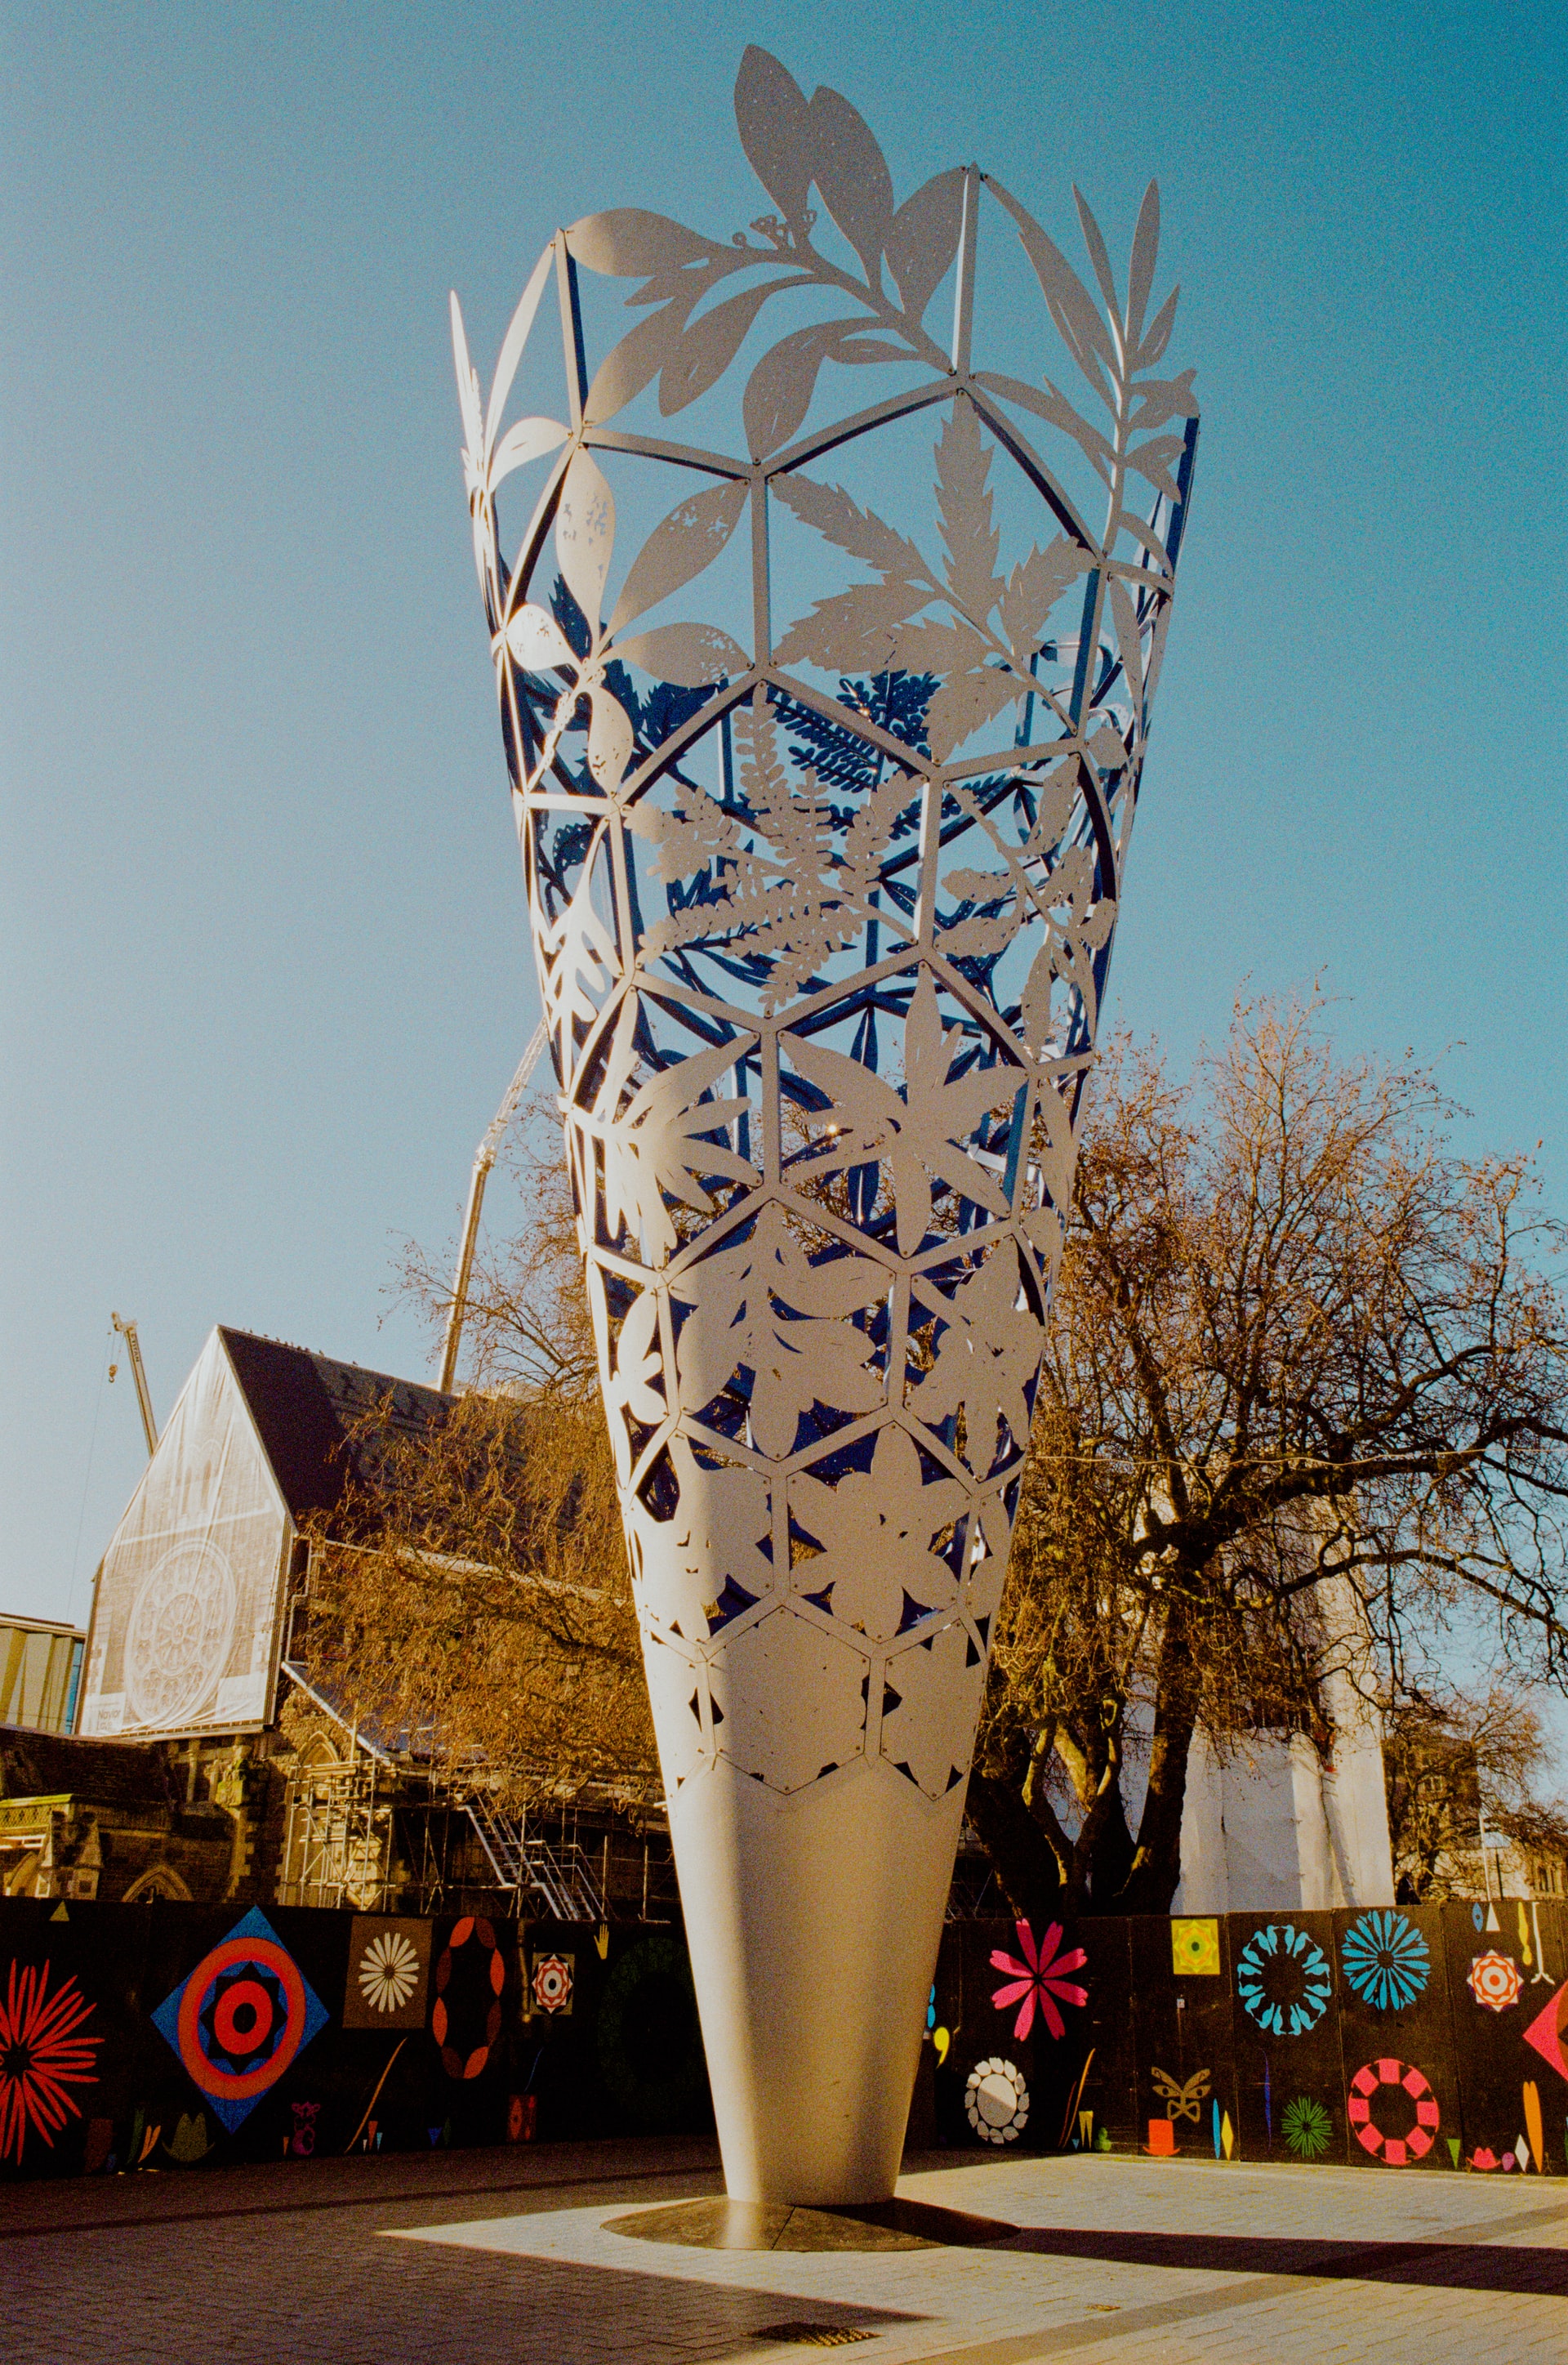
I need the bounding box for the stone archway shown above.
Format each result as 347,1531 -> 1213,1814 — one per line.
122,1863 -> 193,1903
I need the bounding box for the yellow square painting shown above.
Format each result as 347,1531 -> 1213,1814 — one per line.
1171,1917 -> 1221,1976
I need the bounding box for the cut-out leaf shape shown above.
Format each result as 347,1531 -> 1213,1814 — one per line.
1072,186 -> 1121,330
778,409 -> 1084,757
997,538 -> 1087,650
633,701 -> 915,1002
608,1287 -> 666,1427
790,1426 -> 963,1640
483,243 -> 556,464
592,1000 -> 756,1264
586,682 -> 635,789
630,1439 -> 775,1644
537,864 -> 619,1056
734,46 -> 813,224
487,415 -> 568,495
787,972 -> 1018,1255
924,660 -> 1027,763
1137,287 -> 1180,372
884,167 -> 965,323
503,604 -> 577,671
983,178 -> 1116,399
613,622 -> 749,688
910,1249 -> 1037,1469
807,83 -> 895,287
567,208 -> 716,277
586,306 -> 688,426
661,285 -> 775,416
772,471 -> 929,581
608,480 -> 749,638
1125,181 -> 1161,346
743,319 -> 862,459
556,450 -> 615,629
673,1202 -> 885,1455
935,402 -> 1003,619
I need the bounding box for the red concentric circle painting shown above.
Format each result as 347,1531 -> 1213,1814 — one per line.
152,1909 -> 328,2131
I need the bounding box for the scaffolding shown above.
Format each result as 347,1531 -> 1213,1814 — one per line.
277,1757 -> 395,1909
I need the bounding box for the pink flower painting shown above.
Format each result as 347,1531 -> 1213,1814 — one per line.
989,1920 -> 1089,2042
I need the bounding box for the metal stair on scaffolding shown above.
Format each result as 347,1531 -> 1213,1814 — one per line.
463,1786 -> 605,1922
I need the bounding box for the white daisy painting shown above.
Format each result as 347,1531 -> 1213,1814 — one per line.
342,1917 -> 433,2030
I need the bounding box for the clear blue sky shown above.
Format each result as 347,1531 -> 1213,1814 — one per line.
2,0 -> 1563,1626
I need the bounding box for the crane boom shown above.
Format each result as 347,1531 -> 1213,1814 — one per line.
438,1019 -> 549,1394
110,1312 -> 158,1457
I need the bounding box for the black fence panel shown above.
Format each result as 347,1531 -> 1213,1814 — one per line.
5,1896 -> 1568,2183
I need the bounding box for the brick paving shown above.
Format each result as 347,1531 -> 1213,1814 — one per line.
5,2136 -> 1568,2363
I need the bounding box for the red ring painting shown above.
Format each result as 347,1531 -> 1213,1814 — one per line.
1347,2058 -> 1439,2166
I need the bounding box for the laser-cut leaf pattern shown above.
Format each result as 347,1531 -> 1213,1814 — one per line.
452,46 -> 1199,1800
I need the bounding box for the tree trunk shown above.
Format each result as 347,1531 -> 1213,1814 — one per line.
1114,1609 -> 1198,1913
964,1755 -> 1065,1925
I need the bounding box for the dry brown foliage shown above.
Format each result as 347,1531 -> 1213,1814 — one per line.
298,1104 -> 657,1805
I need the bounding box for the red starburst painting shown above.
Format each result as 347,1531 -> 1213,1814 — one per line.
0,1957 -> 101,2165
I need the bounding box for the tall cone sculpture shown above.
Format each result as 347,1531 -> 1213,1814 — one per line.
451,48 -> 1199,2205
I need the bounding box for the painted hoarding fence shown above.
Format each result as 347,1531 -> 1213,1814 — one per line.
7,1900 -> 1568,2181
451,43 -> 1199,2206
920,1903 -> 1568,2175
0,1900 -> 709,2180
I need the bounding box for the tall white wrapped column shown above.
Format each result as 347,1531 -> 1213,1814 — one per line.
451,45 -> 1199,2206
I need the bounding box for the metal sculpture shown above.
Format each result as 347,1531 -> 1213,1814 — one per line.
450,46 -> 1198,2206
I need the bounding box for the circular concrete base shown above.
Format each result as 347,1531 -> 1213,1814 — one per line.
604,2196 -> 1018,2253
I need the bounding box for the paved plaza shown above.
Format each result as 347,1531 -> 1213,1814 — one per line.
7,2135 -> 1568,2363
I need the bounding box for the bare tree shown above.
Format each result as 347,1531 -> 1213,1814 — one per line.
1383,1685 -> 1568,1902
969,998 -> 1568,1916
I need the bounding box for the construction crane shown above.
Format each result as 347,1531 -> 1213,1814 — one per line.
109,1312 -> 158,1457
438,1019 -> 550,1394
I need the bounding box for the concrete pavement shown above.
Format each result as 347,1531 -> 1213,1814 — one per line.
6,2135 -> 1566,2362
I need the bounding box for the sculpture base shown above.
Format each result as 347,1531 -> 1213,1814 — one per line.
670,1760 -> 966,2205
604,2196 -> 1018,2252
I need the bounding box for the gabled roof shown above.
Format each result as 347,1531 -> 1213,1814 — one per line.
216,1328 -> 454,1528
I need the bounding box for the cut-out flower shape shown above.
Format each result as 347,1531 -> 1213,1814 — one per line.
787,971 -> 1020,1253
989,1918 -> 1088,2041
789,1425 -> 963,1640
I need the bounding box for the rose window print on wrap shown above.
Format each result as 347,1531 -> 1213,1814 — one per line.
1468,1951 -> 1524,2013
989,1919 -> 1088,2041
1347,2059 -> 1439,2165
1340,1910 -> 1431,2015
449,42 -> 1200,2207
0,1958 -> 100,2166
1235,1924 -> 1333,2037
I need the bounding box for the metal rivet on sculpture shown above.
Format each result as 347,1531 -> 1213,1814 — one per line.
451,47 -> 1198,2206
